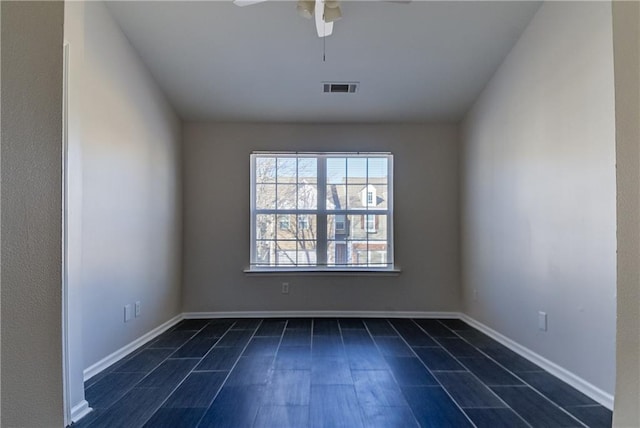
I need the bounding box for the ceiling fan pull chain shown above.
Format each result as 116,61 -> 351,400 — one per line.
323,31 -> 326,62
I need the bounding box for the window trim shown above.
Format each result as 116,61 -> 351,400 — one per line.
243,267 -> 402,276
250,151 -> 394,272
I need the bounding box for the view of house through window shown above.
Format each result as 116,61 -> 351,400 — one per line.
251,152 -> 393,269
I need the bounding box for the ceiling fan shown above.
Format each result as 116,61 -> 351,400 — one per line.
233,0 -> 409,38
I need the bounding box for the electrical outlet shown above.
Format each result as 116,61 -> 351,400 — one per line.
282,282 -> 289,294
135,301 -> 141,318
124,304 -> 132,322
538,311 -> 547,331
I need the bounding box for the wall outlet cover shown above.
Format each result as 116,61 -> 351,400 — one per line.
538,311 -> 547,331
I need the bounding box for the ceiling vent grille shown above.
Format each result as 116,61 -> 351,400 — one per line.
323,82 -> 359,93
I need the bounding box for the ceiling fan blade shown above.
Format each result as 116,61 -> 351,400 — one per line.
323,3 -> 342,23
315,0 -> 334,37
297,0 -> 314,19
233,0 -> 268,6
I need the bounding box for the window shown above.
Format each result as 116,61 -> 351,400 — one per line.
251,152 -> 393,270
365,214 -> 377,233
278,215 -> 290,230
297,215 -> 309,230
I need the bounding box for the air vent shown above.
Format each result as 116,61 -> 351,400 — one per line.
323,82 -> 359,93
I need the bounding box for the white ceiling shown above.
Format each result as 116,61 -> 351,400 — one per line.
106,1 -> 541,122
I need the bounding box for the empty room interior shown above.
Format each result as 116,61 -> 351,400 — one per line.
2,0 -> 640,427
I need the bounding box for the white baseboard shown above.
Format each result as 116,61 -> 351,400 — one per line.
83,314 -> 183,381
70,400 -> 92,423
182,310 -> 461,319
460,314 -> 614,410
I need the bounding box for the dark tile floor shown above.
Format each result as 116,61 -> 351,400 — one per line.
74,318 -> 612,428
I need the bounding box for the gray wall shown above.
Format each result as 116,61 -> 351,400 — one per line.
1,1 -> 65,425
80,2 -> 183,368
182,122 -> 460,313
461,1 -> 616,395
612,1 -> 640,425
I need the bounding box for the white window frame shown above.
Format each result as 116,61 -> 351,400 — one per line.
250,152 -> 394,271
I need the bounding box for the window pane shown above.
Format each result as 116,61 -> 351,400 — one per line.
273,242 -> 318,266
368,185 -> 387,209
297,183 -> 317,209
298,158 -> 317,183
256,157 -> 276,183
327,241 -> 347,266
256,184 -> 275,209
277,184 -> 297,209
326,184 -> 346,210
350,215 -> 368,240
256,214 -> 275,239
327,158 -> 346,184
256,240 -> 274,266
296,215 -> 316,240
275,251 -> 296,265
327,240 -> 368,266
327,214 -> 352,240
367,242 -> 388,266
368,158 -> 388,181
296,241 -> 317,266
347,158 -> 367,184
276,215 -> 295,239
277,158 -> 297,182
347,185 -> 367,209
350,241 -> 370,266
368,214 -> 387,240
275,241 -> 297,265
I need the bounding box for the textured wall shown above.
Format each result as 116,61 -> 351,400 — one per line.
182,122 -> 460,313
612,1 -> 640,426
80,2 -> 183,368
461,2 -> 616,396
1,1 -> 65,425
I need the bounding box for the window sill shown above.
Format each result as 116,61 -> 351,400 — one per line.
243,267 -> 402,277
